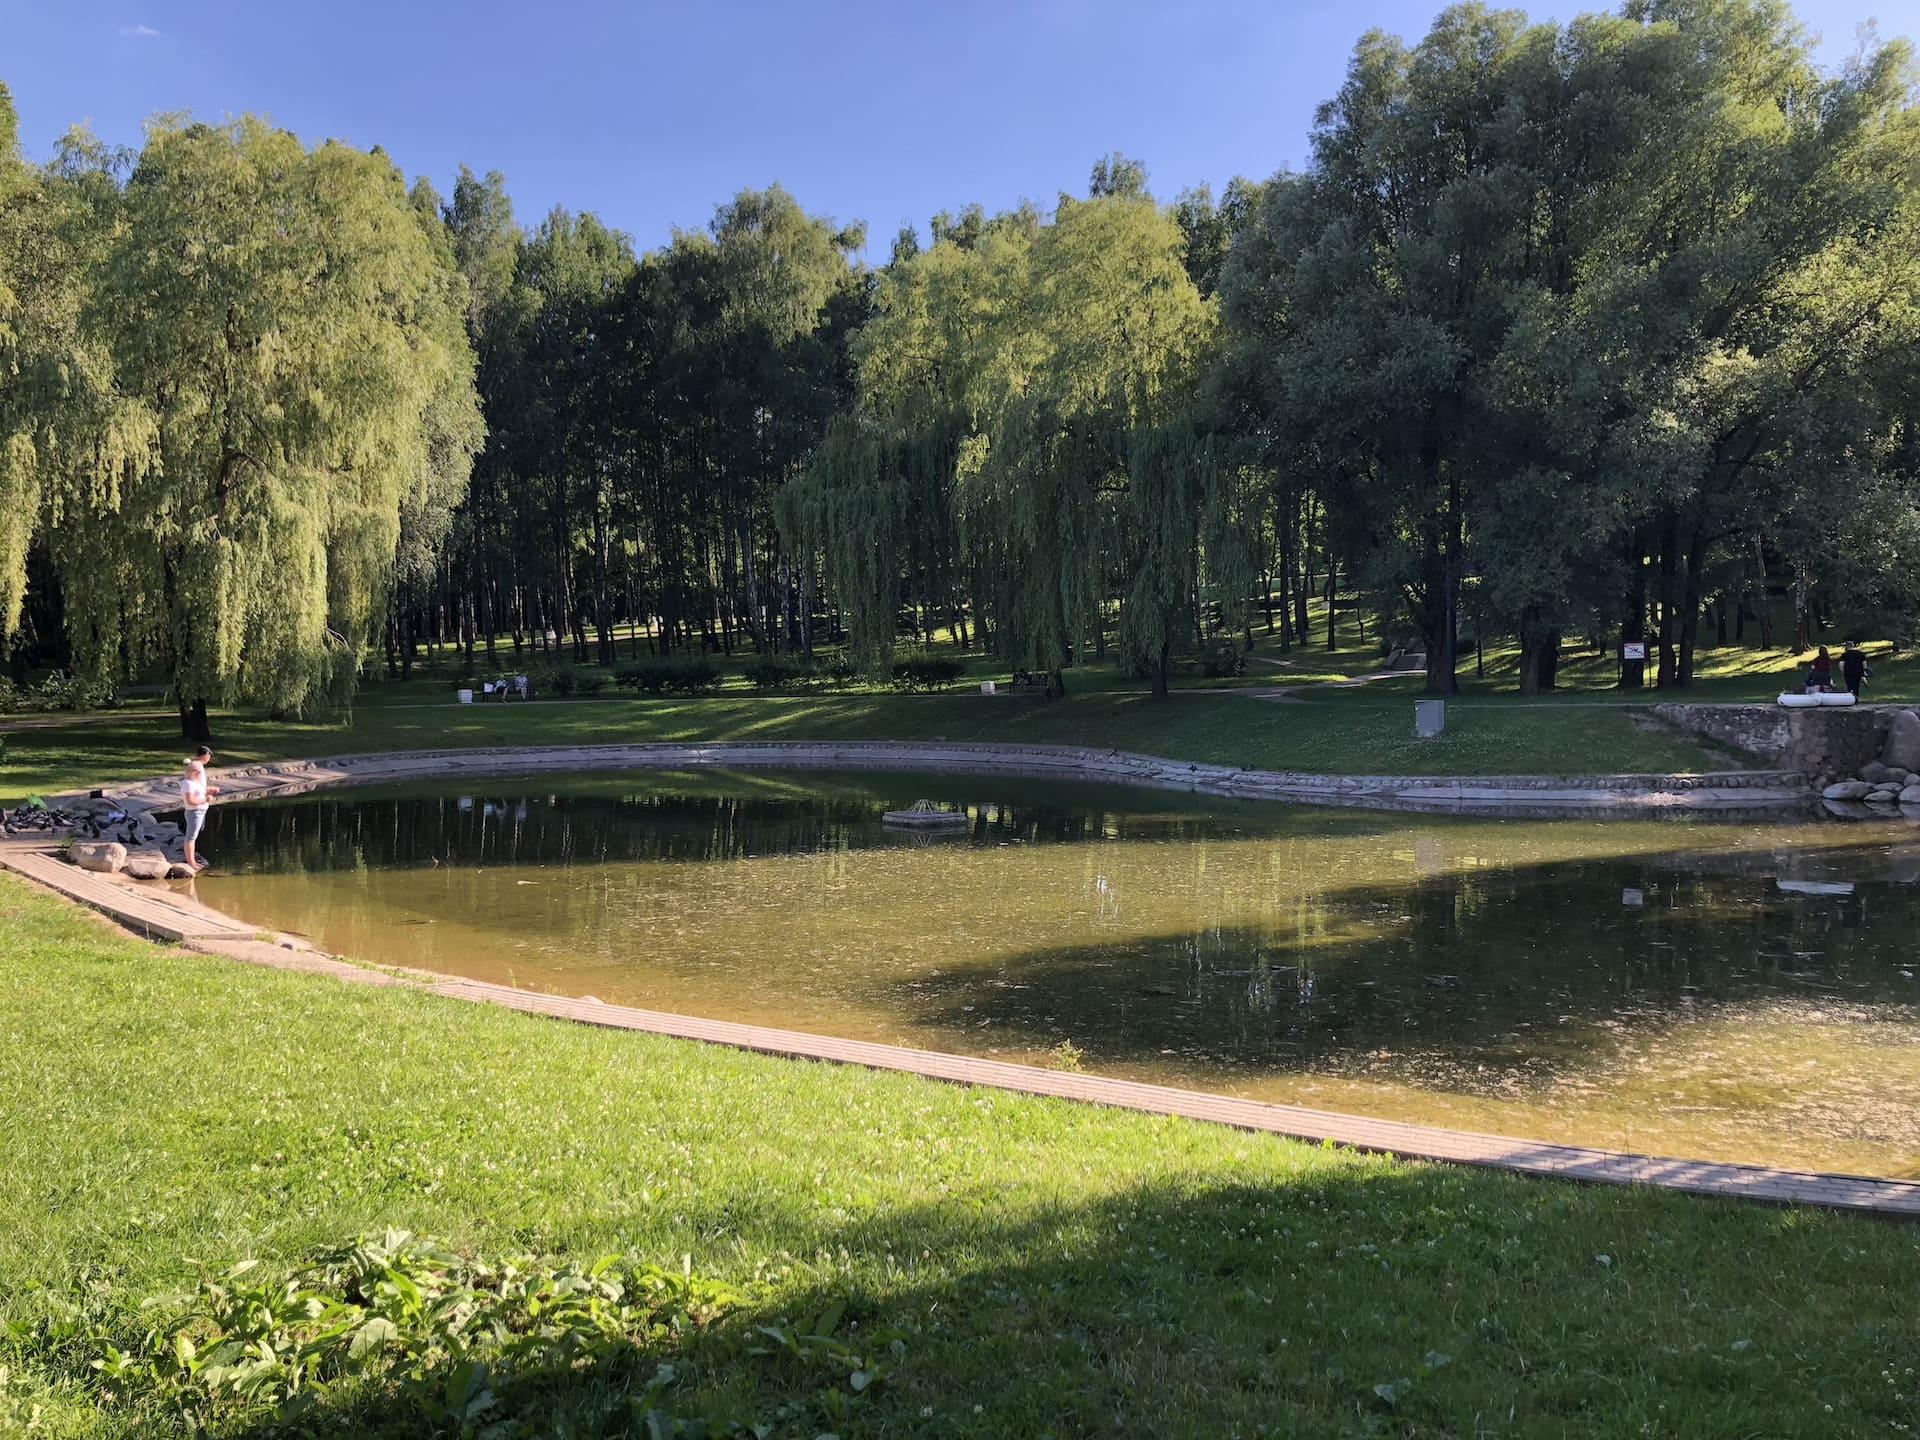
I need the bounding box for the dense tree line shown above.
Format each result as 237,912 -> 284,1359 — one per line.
1,0 -> 1916,732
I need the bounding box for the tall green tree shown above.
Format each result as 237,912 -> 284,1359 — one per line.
33,117 -> 480,737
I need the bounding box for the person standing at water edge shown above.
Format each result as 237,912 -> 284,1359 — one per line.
1843,642 -> 1872,697
182,746 -> 219,871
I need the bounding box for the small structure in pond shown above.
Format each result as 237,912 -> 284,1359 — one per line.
882,799 -> 970,830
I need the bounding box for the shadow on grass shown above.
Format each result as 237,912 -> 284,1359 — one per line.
199,1165 -> 1917,1438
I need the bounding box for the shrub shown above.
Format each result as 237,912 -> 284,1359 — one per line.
819,656 -> 860,688
615,656 -> 723,695
1200,642 -> 1247,679
890,655 -> 967,692
534,664 -> 610,698
82,1231 -> 893,1437
9,672 -> 119,711
1044,1039 -> 1086,1072
744,654 -> 821,691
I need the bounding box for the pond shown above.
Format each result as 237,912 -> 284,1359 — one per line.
188,770 -> 1920,1177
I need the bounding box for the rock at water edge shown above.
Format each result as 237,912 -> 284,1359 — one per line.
1823,780 -> 1874,800
68,841 -> 127,873
122,850 -> 172,880
1901,786 -> 1920,807
1883,710 -> 1920,772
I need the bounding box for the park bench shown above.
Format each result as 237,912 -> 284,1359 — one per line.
478,676 -> 533,701
1007,670 -> 1050,694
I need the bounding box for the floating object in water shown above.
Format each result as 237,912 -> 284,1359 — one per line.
882,798 -> 970,829
1776,879 -> 1856,896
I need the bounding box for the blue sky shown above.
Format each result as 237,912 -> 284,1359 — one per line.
4,0 -> 1903,256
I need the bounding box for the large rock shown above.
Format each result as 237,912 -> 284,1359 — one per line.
121,849 -> 172,880
1823,780 -> 1874,800
1901,786 -> 1920,808
166,862 -> 199,880
1883,709 -> 1920,772
1861,761 -> 1897,785
68,841 -> 127,873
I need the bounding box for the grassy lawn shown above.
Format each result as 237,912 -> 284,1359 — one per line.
0,685 -> 1729,802
4,877 -> 1917,1437
13,596 -> 1913,801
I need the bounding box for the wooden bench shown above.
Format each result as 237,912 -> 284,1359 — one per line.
1008,670 -> 1051,694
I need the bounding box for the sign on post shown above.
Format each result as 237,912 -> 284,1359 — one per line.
1415,698 -> 1445,738
1622,642 -> 1647,661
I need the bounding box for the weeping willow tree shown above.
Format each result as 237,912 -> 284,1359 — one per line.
0,92 -> 153,653
14,115 -> 481,739
784,176 -> 1215,695
778,204 -> 1031,669
777,415 -> 963,663
1120,429 -> 1269,696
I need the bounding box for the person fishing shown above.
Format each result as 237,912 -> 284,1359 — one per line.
181,745 -> 219,871
1842,642 -> 1872,697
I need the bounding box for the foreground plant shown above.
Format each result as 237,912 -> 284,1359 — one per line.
84,1230 -> 892,1437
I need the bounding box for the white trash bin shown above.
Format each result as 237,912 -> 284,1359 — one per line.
457,688 -> 474,705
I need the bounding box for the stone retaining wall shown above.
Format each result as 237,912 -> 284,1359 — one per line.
1652,703 -> 1900,781
80,741 -> 1812,819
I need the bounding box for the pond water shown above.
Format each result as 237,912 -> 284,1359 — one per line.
188,770 -> 1920,1177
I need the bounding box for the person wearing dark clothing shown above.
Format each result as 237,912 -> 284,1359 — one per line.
1842,643 -> 1871,697
1809,647 -> 1834,692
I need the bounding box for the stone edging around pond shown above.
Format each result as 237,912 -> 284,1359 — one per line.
73,740 -> 1812,819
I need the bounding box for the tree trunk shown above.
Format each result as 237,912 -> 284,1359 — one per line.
592,501 -> 615,667
1676,530 -> 1705,686
1517,622 -> 1560,695
1150,639 -> 1171,700
1655,522 -> 1677,688
475,508 -> 498,668
1755,535 -> 1775,649
178,696 -> 212,744
1422,461 -> 1460,696
1293,498 -> 1312,644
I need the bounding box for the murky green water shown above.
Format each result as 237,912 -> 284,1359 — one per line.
188,770 -> 1920,1176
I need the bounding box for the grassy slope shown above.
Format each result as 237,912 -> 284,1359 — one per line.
15,603 -> 1914,802
3,877 -> 1917,1438
0,687 -> 1726,804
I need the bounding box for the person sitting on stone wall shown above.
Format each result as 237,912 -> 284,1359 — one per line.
1808,647 -> 1834,692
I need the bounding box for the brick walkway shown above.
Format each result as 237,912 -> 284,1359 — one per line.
5,846 -> 1915,1220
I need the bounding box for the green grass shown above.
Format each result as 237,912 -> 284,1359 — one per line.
22,598 -> 1916,802
0,683 -> 1727,802
3,878 -> 1917,1437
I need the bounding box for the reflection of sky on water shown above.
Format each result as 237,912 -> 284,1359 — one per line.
195,771 -> 1920,1176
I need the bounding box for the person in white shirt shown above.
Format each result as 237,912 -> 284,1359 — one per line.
182,746 -> 219,871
